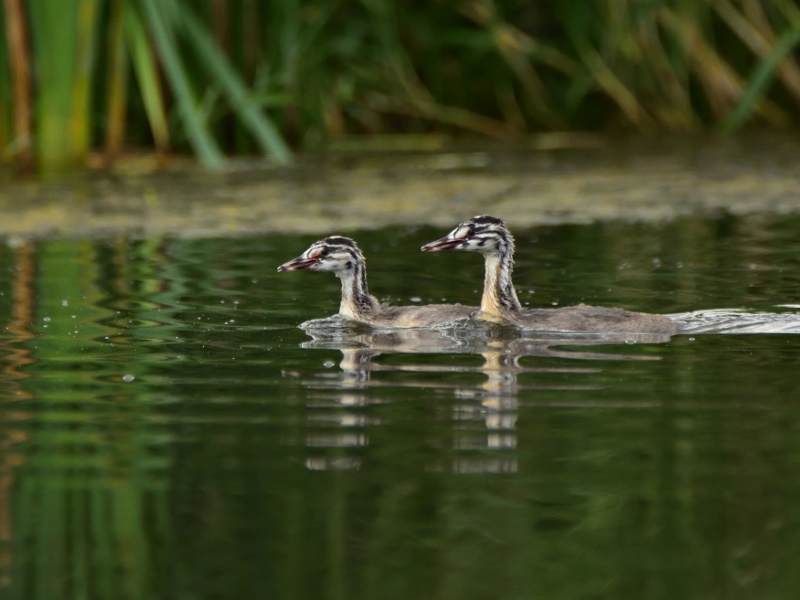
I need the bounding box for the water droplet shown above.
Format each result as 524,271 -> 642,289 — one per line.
410,297 -> 421,303
688,337 -> 695,342
61,300 -> 68,307
122,374 -> 135,382
625,339 -> 636,345
43,317 -> 51,322
323,360 -> 335,368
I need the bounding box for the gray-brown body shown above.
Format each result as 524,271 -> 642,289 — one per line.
423,216 -> 680,335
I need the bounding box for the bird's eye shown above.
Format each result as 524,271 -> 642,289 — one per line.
319,248 -> 329,257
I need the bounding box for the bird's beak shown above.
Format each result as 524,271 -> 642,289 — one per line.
277,255 -> 319,272
421,236 -> 464,252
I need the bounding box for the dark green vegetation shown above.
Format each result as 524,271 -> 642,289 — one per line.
1,217 -> 800,598
2,1 -> 800,171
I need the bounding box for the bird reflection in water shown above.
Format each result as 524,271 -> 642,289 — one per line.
287,318 -> 672,474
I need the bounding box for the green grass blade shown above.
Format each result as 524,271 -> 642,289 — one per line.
178,1 -> 291,164
137,0 -> 224,169
124,2 -> 169,153
27,0 -> 79,171
722,27 -> 800,132
776,0 -> 800,27
714,0 -> 800,105
69,0 -> 100,159
105,0 -> 129,158
553,0 -> 652,129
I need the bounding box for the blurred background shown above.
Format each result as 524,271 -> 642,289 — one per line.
2,0 -> 800,173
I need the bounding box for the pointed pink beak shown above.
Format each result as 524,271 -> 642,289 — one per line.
421,236 -> 464,252
277,255 -> 319,272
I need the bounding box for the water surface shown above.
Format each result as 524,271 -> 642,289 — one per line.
2,215 -> 800,599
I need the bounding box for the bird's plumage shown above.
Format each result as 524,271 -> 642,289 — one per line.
280,236 -> 475,328
423,216 -> 678,334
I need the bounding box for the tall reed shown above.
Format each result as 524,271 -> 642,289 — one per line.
1,0 -> 799,172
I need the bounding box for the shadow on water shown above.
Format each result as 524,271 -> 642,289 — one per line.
1,214 -> 800,598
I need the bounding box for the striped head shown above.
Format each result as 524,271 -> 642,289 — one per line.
421,216 -> 514,256
278,237 -> 365,274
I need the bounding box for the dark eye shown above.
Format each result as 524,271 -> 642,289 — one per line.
319,248 -> 329,257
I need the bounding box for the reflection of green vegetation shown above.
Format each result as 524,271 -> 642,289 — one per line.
3,1 -> 800,171
1,221 -> 800,598
7,239 -> 172,599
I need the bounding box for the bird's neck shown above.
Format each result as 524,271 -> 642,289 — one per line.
337,263 -> 378,320
480,248 -> 521,320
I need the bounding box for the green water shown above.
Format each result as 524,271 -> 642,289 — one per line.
2,215 -> 800,599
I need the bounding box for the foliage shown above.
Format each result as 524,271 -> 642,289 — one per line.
1,0 -> 800,171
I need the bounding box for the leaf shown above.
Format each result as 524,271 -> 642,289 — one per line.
124,1 -> 170,153
723,27 -> 800,132
137,0 -> 224,169
178,1 -> 291,164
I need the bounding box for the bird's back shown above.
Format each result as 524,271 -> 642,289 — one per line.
510,305 -> 679,334
371,303 -> 476,328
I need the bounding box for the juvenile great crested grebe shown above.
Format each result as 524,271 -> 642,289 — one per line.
422,216 -> 679,334
278,236 -> 475,328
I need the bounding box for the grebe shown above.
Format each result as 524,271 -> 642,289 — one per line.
422,216 -> 679,334
278,236 -> 475,328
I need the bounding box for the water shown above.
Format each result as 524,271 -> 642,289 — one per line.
2,215 -> 800,599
